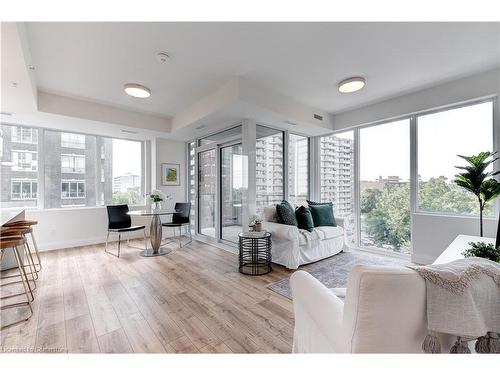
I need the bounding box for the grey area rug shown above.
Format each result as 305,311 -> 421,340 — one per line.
267,250 -> 411,300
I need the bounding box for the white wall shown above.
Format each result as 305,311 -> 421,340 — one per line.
154,138 -> 186,210
24,137 -> 186,252
412,214 -> 498,264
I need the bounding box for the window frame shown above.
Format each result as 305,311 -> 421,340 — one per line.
320,96 -> 498,256
61,180 -> 86,199
11,149 -> 38,171
288,133 -> 310,207
61,153 -> 86,174
255,124 -> 285,213
11,179 -> 38,200
414,98 -> 497,218
61,132 -> 86,149
1,123 -> 147,210
11,126 -> 38,144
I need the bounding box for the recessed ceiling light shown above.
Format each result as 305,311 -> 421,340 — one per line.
124,83 -> 151,98
338,77 -> 365,93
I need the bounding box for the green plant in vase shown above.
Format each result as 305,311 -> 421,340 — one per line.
462,241 -> 500,263
454,151 -> 500,236
148,190 -> 168,211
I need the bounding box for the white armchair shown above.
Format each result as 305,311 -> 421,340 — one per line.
290,266 -> 457,353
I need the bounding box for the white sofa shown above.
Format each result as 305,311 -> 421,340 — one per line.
290,262 -> 457,353
263,206 -> 345,270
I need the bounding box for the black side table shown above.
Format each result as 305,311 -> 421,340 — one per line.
238,232 -> 272,275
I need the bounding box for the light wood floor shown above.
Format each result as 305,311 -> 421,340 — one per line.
1,239 -> 294,353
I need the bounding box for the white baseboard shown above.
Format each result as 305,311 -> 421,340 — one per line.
38,232 -> 148,252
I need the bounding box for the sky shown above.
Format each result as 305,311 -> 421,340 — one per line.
344,101 -> 493,181
112,139 -> 142,177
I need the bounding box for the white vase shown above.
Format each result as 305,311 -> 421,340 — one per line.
152,201 -> 161,211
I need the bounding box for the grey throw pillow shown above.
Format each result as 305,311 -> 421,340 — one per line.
276,200 -> 298,227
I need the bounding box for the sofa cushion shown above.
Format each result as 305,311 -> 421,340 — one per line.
315,226 -> 344,240
295,206 -> 314,232
263,206 -> 278,223
276,200 -> 298,227
307,201 -> 337,227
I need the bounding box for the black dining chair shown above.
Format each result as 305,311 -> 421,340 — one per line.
105,204 -> 147,257
162,202 -> 192,248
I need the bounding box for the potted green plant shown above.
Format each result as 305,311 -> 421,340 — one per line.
462,241 -> 500,263
454,151 -> 500,236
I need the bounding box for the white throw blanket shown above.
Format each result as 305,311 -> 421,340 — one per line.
408,257 -> 500,353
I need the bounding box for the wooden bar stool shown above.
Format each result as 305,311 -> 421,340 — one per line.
0,236 -> 34,330
1,226 -> 39,288
3,220 -> 41,271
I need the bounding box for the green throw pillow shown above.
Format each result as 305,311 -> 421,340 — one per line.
295,206 -> 314,232
307,201 -> 337,227
276,200 -> 298,227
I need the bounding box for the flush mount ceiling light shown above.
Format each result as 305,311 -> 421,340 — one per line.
338,77 -> 366,93
124,83 -> 151,98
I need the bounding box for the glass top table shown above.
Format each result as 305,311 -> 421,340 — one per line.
128,209 -> 179,257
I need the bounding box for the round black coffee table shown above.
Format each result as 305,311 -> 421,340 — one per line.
238,232 -> 272,276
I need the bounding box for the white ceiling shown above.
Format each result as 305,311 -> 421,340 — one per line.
25,22 -> 500,117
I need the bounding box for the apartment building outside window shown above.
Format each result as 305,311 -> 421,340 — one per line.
255,125 -> 284,215
11,180 -> 38,200
12,126 -> 38,144
61,180 -> 86,198
320,131 -> 354,218
288,134 -> 309,207
1,124 -> 144,209
61,154 -> 86,173
11,150 -> 38,171
61,132 -> 86,149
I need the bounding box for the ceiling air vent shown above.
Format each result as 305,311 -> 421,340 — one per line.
313,113 -> 323,121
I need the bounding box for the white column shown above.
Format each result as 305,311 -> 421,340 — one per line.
242,119 -> 256,230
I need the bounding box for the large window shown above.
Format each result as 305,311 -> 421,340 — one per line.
1,124 -> 144,209
360,119 -> 411,254
61,154 -> 86,173
111,138 -> 143,205
417,101 -> 494,216
288,134 -> 309,207
256,125 -> 284,215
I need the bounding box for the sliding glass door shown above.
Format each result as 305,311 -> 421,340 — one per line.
220,143 -> 244,243
198,149 -> 217,238
196,126 -> 244,243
